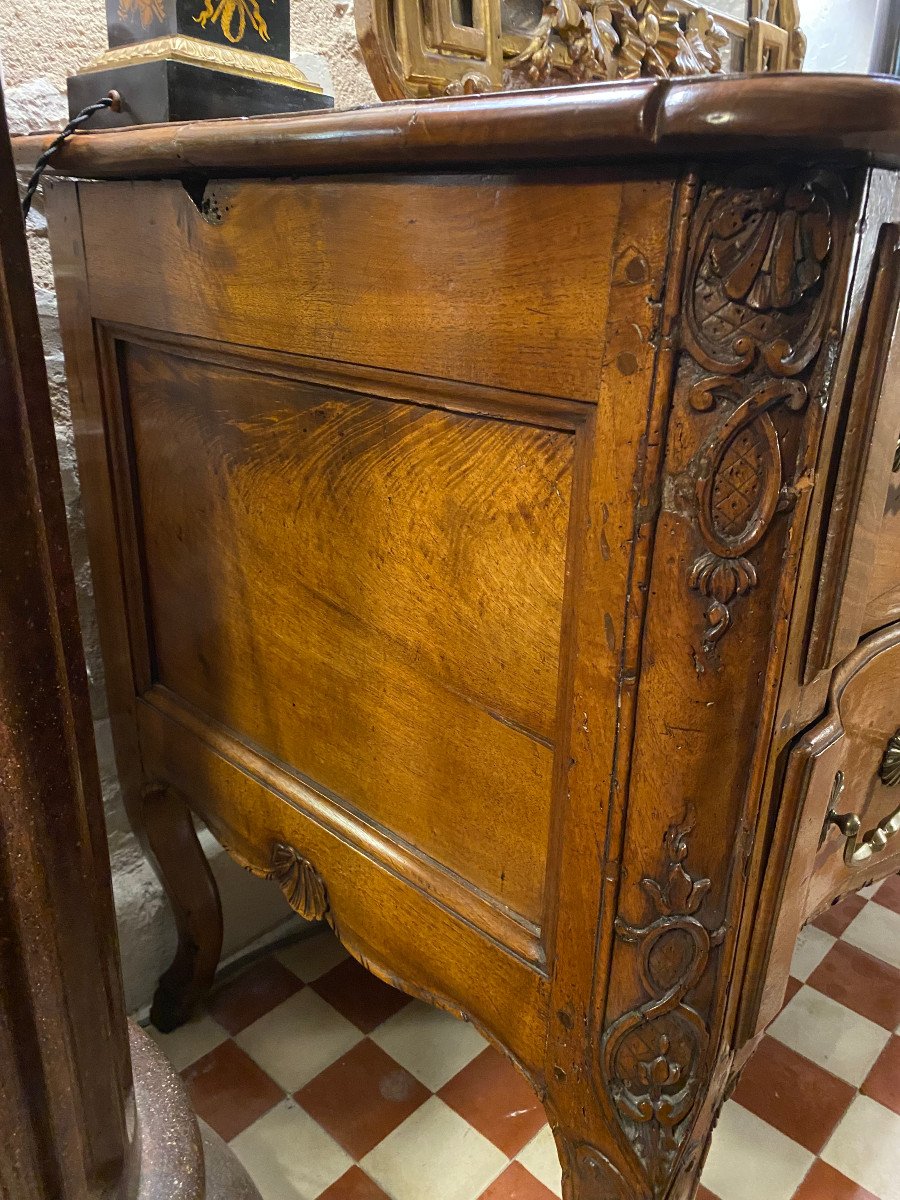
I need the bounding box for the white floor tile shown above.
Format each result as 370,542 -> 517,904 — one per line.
361,1096 -> 507,1200
231,1099 -> 353,1200
700,1101 -> 814,1200
842,900 -> 900,970
147,1012 -> 228,1072
858,879 -> 884,900
821,1094 -> 900,1200
371,1000 -> 487,1090
235,988 -> 363,1092
788,924 -> 836,981
277,932 -> 349,983
515,1125 -> 563,1198
768,986 -> 890,1085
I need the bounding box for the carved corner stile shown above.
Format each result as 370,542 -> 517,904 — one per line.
679,171 -> 848,651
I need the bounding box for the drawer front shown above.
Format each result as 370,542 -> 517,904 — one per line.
864,451 -> 900,633
753,624 -> 900,1033
806,635 -> 900,912
806,220 -> 900,679
796,624 -> 900,918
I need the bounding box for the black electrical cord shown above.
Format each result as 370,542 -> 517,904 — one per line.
21,91 -> 121,220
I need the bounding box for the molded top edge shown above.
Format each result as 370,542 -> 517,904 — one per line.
12,73 -> 900,180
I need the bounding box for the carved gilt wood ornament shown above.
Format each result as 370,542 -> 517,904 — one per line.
355,0 -> 804,98
682,173 -> 847,649
602,812 -> 725,1196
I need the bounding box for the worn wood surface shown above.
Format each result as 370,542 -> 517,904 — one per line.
13,75 -> 900,181
36,76 -> 900,1200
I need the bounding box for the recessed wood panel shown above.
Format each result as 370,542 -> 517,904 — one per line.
77,174 -> 621,402
120,342 -> 574,922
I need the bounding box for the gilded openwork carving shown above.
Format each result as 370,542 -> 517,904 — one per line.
511,0 -> 728,86
601,812 -> 725,1197
355,0 -> 805,99
681,173 -> 847,648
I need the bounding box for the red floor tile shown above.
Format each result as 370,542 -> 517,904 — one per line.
861,1034 -> 900,1116
294,1038 -> 430,1159
874,873 -> 900,915
317,1166 -> 393,1200
312,957 -> 412,1033
811,894 -> 867,937
207,956 -> 303,1035
807,940 -> 900,1030
792,1159 -> 880,1200
731,1035 -> 855,1154
478,1163 -> 559,1200
438,1047 -> 546,1157
181,1041 -> 283,1142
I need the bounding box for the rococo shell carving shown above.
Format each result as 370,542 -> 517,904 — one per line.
684,174 -> 845,378
225,839 -> 330,923
269,842 -> 329,921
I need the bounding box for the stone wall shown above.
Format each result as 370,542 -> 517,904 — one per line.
0,4 -> 374,1013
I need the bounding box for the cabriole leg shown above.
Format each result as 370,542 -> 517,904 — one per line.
142,782 -> 223,1032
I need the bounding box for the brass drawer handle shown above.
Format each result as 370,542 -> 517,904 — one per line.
825,732 -> 900,867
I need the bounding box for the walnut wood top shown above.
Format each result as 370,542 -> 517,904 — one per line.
13,73 -> 900,180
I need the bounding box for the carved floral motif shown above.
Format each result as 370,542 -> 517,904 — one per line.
511,0 -> 727,85
680,173 -> 846,647
602,812 -> 725,1196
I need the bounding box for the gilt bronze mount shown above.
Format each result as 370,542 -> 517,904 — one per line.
69,0 -> 333,125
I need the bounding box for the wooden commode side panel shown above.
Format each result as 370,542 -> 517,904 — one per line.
118,339 -> 575,923
78,173 -> 622,402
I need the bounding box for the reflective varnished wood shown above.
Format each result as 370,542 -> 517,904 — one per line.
17,75 -> 900,1200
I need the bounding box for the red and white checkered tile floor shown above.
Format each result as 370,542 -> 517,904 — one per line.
149,875 -> 900,1200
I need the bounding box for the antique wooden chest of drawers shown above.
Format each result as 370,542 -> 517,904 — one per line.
18,73 -> 900,1200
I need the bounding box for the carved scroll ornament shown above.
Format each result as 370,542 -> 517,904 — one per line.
601,812 -> 725,1196
681,173 -> 846,649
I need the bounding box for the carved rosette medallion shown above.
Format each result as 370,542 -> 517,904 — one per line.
601,813 -> 725,1196
680,173 -> 847,648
